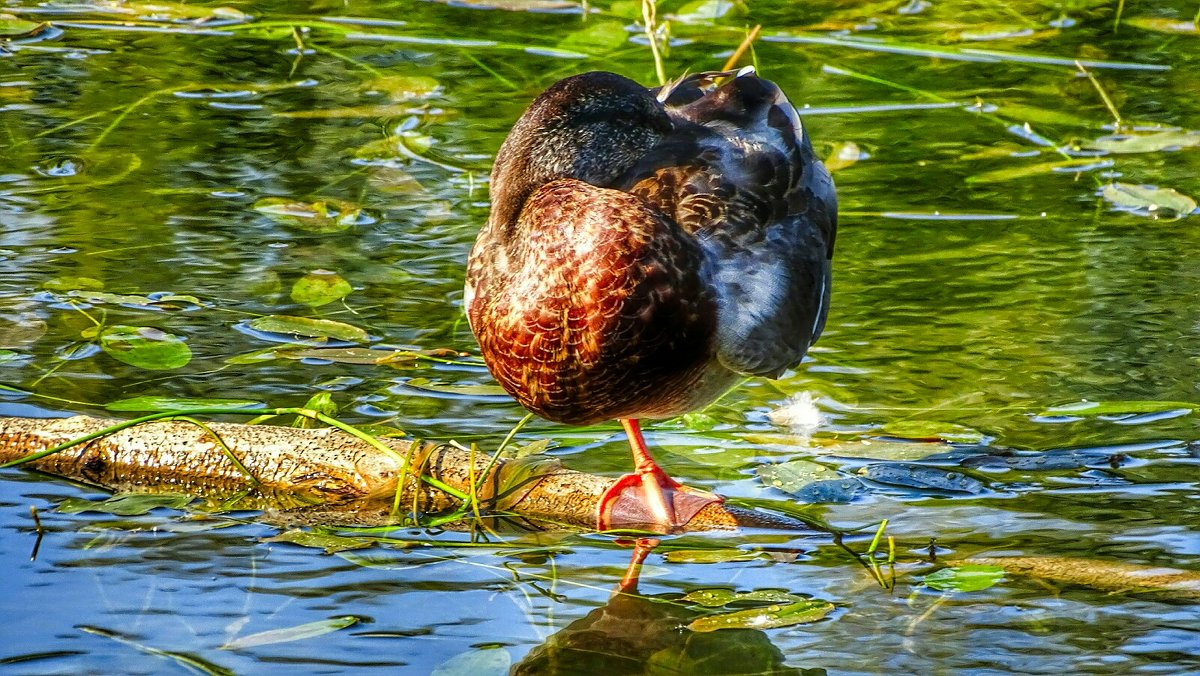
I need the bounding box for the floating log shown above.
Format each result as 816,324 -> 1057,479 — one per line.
0,415 -> 807,532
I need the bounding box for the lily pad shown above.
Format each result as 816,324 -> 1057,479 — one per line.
402,377 -> 508,398
923,564 -> 1005,592
755,459 -> 840,494
879,420 -> 985,444
1101,182 -> 1196,218
222,616 -> 361,650
1084,130 -> 1200,154
290,270 -> 353,307
859,462 -> 987,493
362,75 -> 442,101
0,14 -> 43,38
105,396 -> 263,412
432,646 -> 511,676
688,600 -> 834,632
262,529 -> 374,554
99,325 -> 192,370
57,493 -> 194,516
253,197 -> 370,233
43,276 -> 105,292
248,315 -> 369,343
682,588 -> 805,608
663,549 -> 763,564
1039,400 -> 1197,417
824,141 -> 865,172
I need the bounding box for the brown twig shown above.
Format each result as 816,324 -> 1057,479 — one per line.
721,24 -> 762,71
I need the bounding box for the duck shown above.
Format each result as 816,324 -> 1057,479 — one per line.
465,67 -> 837,533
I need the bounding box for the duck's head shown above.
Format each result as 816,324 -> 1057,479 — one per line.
488,71 -> 672,230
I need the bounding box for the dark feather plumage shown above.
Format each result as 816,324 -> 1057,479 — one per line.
466,69 -> 836,425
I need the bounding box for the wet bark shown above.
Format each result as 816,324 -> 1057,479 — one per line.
0,415 -> 804,532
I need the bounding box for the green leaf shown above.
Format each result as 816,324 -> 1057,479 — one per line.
0,349 -> 26,365
105,396 -> 263,412
57,493 -> 194,516
99,325 -> 192,370
362,75 -> 442,101
879,420 -> 985,444
403,377 -> 507,397
682,588 -> 805,608
1126,17 -> 1200,35
493,455 -> 563,509
557,21 -> 629,53
43,276 -> 104,292
222,616 -> 362,650
1040,400 -> 1197,417
967,158 -> 1113,184
1101,182 -> 1196,218
860,462 -> 987,493
1084,130 -> 1200,154
302,391 -> 338,417
253,197 -> 369,233
290,270 -> 353,307
0,14 -> 42,38
824,141 -> 865,173
755,459 -> 840,495
813,439 -> 950,461
670,0 -> 744,24
248,315 -> 370,343
262,529 -> 374,554
923,564 -> 1005,592
663,549 -> 763,564
688,600 -> 834,632
431,646 -> 511,676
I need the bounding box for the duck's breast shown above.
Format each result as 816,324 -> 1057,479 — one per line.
467,178 -> 727,424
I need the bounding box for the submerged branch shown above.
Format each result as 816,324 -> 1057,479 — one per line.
0,415 -> 803,532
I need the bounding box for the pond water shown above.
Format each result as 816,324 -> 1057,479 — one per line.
2,0 -> 1199,673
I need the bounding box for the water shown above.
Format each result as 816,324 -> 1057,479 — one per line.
2,0 -> 1199,672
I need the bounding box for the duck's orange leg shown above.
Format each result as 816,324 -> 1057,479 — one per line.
596,419 -> 724,533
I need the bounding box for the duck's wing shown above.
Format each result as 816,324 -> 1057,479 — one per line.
625,70 -> 837,378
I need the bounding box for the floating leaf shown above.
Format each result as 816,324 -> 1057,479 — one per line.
57,493 -> 193,516
859,462 -> 986,493
262,529 -> 374,554
99,325 -> 192,370
248,315 -> 370,343
682,588 -> 804,608
290,270 -> 352,307
1039,400 -> 1197,417
362,75 -> 441,101
252,197 -> 370,233
0,14 -> 43,38
755,459 -> 840,495
923,564 -> 1005,592
967,158 -> 1113,184
788,478 -> 865,503
688,600 -> 834,632
79,626 -> 234,676
1101,182 -> 1196,218
43,276 -> 104,292
275,347 -> 396,364
0,349 -> 26,365
670,0 -> 744,24
879,420 -> 985,443
814,439 -> 949,461
1084,130 -> 1200,154
663,549 -> 763,564
222,616 -> 361,650
431,646 -> 511,676
403,377 -> 508,398
558,20 -> 629,52
1126,17 -> 1200,35
105,396 -> 263,412
824,141 -> 866,172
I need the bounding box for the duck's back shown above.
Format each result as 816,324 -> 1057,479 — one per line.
622,71 -> 837,378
